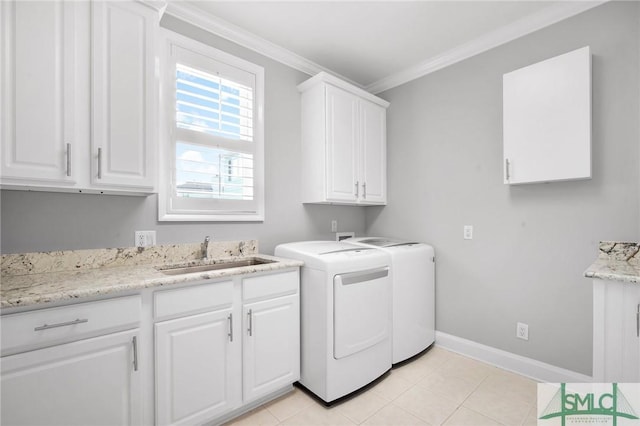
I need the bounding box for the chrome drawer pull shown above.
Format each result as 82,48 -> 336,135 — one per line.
132,336 -> 139,372
66,143 -> 71,177
97,148 -> 103,179
34,318 -> 88,331
505,158 -> 510,181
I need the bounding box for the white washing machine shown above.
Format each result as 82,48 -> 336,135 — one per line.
274,241 -> 392,403
348,237 -> 435,364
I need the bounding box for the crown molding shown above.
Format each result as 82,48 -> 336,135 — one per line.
164,1 -> 364,89
365,1 -> 608,94
165,1 -> 608,96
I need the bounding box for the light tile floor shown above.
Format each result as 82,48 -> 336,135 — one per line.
226,347 -> 539,426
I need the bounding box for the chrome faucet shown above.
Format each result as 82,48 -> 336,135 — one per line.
202,236 -> 210,260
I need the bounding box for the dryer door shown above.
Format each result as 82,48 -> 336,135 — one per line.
333,267 -> 390,359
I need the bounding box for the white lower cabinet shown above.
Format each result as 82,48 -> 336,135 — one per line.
593,278 -> 640,382
0,269 -> 300,426
154,269 -> 300,425
155,308 -> 241,426
1,329 -> 142,426
243,294 -> 300,403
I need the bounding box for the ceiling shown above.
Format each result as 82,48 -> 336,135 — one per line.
175,1 -> 603,92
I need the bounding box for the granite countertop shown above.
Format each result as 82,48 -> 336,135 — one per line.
584,241 -> 640,284
0,240 -> 303,309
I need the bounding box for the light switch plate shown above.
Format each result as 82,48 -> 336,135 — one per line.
463,225 -> 473,240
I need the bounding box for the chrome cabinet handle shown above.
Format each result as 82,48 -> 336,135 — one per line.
505,158 -> 510,181
355,181 -> 359,197
363,182 -> 367,199
34,318 -> 88,331
228,313 -> 233,342
132,336 -> 138,372
636,304 -> 639,338
247,309 -> 253,336
66,143 -> 71,177
97,148 -> 103,179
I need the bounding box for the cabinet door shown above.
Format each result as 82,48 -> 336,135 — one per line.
325,85 -> 358,202
593,279 -> 640,383
243,294 -> 300,403
92,1 -> 156,190
155,308 -> 241,426
1,329 -> 142,426
359,100 -> 387,204
1,0 -> 77,184
503,46 -> 591,184
623,284 -> 640,382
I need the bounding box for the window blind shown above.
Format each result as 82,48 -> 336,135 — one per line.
174,64 -> 255,201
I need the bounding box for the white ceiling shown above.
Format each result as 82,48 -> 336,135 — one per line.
174,1 -> 604,92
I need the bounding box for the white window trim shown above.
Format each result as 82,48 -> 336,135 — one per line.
158,29 -> 265,222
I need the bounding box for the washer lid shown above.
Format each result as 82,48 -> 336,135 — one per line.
358,237 -> 420,248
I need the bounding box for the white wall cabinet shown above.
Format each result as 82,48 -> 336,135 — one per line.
503,46 -> 591,185
0,1 -> 79,186
0,296 -> 143,425
91,0 -> 157,190
299,72 -> 389,205
592,278 -> 640,382
0,0 -> 159,194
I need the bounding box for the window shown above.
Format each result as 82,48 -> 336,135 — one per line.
159,30 -> 264,221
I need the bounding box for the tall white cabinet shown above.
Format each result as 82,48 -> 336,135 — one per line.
0,0 -> 160,194
592,278 -> 640,382
299,72 -> 389,205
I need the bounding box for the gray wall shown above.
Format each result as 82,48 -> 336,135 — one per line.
0,15 -> 367,255
367,1 -> 640,375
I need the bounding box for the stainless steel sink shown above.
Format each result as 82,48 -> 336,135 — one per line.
157,257 -> 276,275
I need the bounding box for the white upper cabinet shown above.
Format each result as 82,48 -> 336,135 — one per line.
0,0 -> 161,195
0,1 -> 79,186
359,99 -> 387,203
299,72 -> 389,205
91,1 -> 157,190
503,46 -> 591,185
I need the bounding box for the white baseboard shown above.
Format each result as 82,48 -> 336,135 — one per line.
435,331 -> 593,383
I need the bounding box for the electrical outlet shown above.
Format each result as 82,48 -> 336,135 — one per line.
463,225 -> 473,240
135,231 -> 156,248
331,220 -> 338,233
516,322 -> 529,340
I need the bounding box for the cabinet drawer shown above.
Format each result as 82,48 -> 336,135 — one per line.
154,280 -> 234,321
1,295 -> 141,355
243,270 -> 299,303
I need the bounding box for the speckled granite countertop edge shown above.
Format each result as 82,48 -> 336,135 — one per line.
0,241 -> 303,310
584,241 -> 640,284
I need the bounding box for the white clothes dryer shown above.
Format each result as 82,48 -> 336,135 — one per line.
274,241 -> 392,403
348,237 -> 435,364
